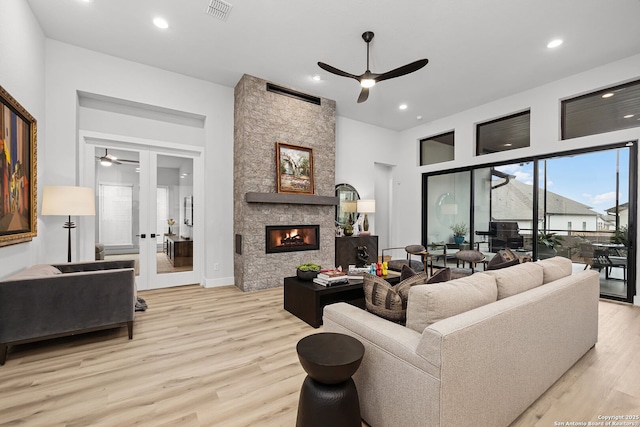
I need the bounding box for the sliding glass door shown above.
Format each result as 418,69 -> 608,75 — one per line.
538,148 -> 631,299
423,142 -> 636,302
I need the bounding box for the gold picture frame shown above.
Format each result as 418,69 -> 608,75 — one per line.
276,142 -> 314,194
0,85 -> 37,247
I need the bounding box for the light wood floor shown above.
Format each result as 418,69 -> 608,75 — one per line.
1,285 -> 639,427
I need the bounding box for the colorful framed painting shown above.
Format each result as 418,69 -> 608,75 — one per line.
0,85 -> 37,247
276,142 -> 314,194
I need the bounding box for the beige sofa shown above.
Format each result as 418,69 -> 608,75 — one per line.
323,257 -> 599,427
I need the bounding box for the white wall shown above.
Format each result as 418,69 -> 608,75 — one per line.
0,0 -> 45,277
335,116 -> 403,248
43,40 -> 234,286
394,53 -> 640,304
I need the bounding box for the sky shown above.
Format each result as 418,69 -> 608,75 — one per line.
495,147 -> 630,215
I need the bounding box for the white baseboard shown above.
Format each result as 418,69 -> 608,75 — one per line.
201,275 -> 235,288
634,294 -> 640,307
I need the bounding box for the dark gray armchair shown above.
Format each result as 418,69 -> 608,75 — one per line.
0,260 -> 136,365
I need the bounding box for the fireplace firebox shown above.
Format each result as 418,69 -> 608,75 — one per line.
266,225 -> 320,253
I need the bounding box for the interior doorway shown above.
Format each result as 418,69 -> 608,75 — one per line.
374,163 -> 395,250
80,132 -> 203,291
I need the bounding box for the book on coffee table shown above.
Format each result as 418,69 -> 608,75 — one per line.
313,277 -> 350,287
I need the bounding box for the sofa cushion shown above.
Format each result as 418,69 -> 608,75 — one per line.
426,267 -> 450,284
484,262 -> 544,299
535,256 -> 573,283
387,259 -> 424,273
486,252 -> 520,271
1,264 -> 62,282
406,273 -> 497,333
363,272 -> 427,323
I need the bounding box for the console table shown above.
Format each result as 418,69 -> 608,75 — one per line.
165,236 -> 193,267
335,235 -> 378,269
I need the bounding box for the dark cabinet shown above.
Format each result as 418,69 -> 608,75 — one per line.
166,236 -> 193,267
335,236 -> 378,269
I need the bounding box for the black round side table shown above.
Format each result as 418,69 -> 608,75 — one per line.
295,332 -> 365,427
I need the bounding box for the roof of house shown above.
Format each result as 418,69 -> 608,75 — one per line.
491,179 -> 598,220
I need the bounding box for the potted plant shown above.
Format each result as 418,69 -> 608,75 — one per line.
450,222 -> 468,245
537,231 -> 563,259
296,262 -> 321,281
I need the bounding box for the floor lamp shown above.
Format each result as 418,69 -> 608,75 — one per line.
42,186 -> 96,262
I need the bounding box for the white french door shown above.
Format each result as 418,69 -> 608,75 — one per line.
80,132 -> 202,290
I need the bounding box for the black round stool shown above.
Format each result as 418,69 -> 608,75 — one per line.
296,332 -> 365,427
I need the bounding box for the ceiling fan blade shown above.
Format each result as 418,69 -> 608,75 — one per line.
317,62 -> 359,80
357,87 -> 370,103
375,58 -> 429,83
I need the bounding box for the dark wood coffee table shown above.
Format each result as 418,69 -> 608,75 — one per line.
284,272 -> 400,328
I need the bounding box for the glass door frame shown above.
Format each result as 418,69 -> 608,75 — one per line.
79,131 -> 204,291
422,141 -> 637,303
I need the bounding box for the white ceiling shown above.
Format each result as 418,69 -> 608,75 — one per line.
26,0 -> 640,131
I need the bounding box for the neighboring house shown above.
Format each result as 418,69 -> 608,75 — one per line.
491,179 -> 599,235
605,202 -> 629,228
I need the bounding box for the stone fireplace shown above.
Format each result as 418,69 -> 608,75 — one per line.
265,225 -> 320,254
233,74 -> 336,291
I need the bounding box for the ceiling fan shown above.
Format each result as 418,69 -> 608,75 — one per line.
96,149 -> 139,167
318,31 -> 429,103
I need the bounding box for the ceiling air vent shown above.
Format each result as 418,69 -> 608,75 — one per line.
205,0 -> 233,21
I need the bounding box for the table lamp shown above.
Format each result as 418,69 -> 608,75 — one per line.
342,200 -> 357,225
357,199 -> 376,233
41,186 -> 96,262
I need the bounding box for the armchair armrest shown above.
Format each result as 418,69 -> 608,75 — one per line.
323,302 -> 435,374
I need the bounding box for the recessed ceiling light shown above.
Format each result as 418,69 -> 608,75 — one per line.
312,75 -> 321,81
79,0 -> 94,3
624,114 -> 635,119
417,116 -> 423,120
547,39 -> 563,49
399,104 -> 408,110
602,92 -> 614,98
153,17 -> 169,29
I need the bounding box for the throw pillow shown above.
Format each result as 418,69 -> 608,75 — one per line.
400,264 -> 417,282
502,248 -> 518,262
1,264 -> 62,281
486,253 -> 520,271
426,267 -> 451,284
363,272 -> 427,323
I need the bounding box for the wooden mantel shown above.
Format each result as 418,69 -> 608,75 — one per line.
245,192 -> 339,206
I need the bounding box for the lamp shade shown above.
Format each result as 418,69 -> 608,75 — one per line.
41,186 -> 96,216
440,203 -> 458,215
342,200 -> 357,213
357,199 -> 376,213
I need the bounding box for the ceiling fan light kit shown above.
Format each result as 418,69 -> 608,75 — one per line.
96,149 -> 139,167
318,31 -> 428,103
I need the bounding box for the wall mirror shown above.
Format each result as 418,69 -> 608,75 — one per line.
335,183 -> 360,226
184,195 -> 193,226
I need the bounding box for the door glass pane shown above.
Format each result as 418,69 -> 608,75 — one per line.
426,171 -> 471,257
157,155 -> 193,274
95,147 -> 140,277
539,149 -> 630,298
473,163 -> 535,259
